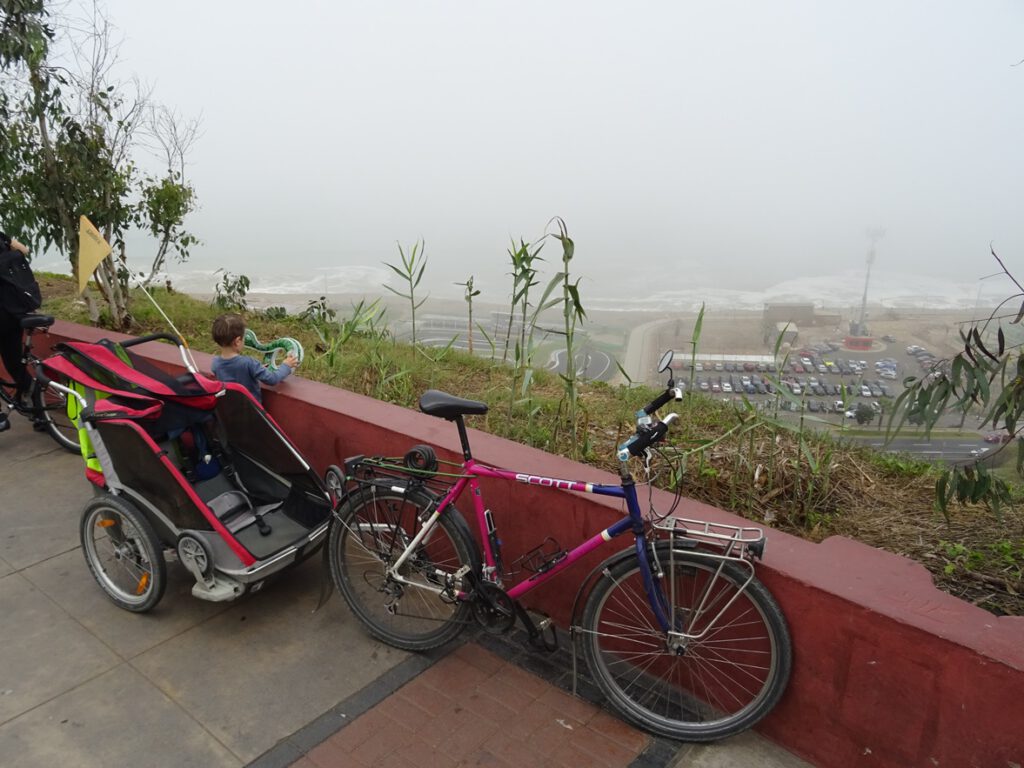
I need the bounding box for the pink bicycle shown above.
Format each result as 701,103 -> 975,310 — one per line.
326,351 -> 791,741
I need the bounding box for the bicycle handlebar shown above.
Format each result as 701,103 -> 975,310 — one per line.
617,383 -> 683,460
642,387 -> 680,416
120,332 -> 183,348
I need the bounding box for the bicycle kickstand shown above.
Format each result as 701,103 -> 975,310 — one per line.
515,604 -> 559,653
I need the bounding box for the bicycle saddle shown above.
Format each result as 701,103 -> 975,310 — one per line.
20,314 -> 54,329
419,389 -> 488,419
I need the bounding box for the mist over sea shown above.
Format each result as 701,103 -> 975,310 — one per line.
160,266 -> 992,314
34,253 -> 998,314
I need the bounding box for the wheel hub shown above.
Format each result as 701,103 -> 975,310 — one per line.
666,634 -> 689,655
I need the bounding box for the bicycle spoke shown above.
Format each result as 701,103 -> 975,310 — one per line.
583,548 -> 789,740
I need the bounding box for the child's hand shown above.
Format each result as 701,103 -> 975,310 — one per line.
284,353 -> 298,368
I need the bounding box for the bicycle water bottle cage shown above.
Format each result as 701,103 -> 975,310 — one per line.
512,537 -> 567,576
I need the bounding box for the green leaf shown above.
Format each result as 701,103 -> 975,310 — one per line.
691,304 -> 705,348
799,439 -> 819,473
935,472 -> 949,514
973,327 -> 997,362
520,367 -> 534,396
614,359 -> 633,385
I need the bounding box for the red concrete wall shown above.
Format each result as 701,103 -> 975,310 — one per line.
30,322 -> 1024,767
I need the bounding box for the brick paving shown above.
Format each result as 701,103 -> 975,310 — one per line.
294,643 -> 654,768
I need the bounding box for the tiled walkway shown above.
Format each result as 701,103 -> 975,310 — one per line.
296,643 -> 653,768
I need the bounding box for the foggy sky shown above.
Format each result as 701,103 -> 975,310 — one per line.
73,1 -> 1024,301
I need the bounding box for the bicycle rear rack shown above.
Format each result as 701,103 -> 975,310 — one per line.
345,454 -> 468,499
652,516 -> 766,561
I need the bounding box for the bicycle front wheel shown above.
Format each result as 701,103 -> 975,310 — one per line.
581,545 -> 791,741
31,377 -> 80,453
328,484 -> 480,651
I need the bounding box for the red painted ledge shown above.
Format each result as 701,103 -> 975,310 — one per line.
20,321 -> 1024,767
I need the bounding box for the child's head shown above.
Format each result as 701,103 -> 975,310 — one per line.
212,313 -> 246,349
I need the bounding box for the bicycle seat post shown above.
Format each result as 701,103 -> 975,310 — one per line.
454,416 -> 473,461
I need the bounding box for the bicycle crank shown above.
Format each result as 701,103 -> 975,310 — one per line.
471,582 -> 516,634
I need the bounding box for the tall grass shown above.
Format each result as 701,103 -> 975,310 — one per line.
383,240 -> 428,346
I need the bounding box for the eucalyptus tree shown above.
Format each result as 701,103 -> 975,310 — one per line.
0,1 -> 199,328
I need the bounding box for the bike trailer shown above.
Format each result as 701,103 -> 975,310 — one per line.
42,334 -> 332,612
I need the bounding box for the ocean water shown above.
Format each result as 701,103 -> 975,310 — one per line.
170,265 -> 993,313
36,255 -> 998,313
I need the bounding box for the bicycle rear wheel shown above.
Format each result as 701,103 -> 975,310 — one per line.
80,495 -> 167,612
328,483 -> 480,651
31,376 -> 80,453
580,544 -> 791,741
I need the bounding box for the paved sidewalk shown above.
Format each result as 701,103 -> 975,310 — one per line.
0,413 -> 810,768
262,633 -> 808,768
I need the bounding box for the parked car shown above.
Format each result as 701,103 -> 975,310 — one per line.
860,385 -> 872,397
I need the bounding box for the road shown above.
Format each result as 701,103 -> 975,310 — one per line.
546,348 -> 614,381
842,434 -> 992,463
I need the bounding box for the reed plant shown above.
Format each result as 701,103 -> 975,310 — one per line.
383,240 -> 428,346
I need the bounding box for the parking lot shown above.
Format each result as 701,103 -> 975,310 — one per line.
675,340 -> 947,418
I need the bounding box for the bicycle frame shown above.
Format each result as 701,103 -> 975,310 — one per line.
382,457 -> 676,633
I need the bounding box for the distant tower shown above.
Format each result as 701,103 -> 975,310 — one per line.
853,228 -> 885,336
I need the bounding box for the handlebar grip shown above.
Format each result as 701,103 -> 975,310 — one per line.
619,420 -> 670,459
120,332 -> 183,348
642,388 -> 676,416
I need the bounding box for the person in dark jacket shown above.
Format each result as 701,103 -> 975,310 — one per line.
0,232 -> 32,431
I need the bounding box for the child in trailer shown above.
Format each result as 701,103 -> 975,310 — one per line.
211,313 -> 297,403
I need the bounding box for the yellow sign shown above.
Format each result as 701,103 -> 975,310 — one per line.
77,216 -> 112,294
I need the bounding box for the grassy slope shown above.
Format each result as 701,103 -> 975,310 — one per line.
39,275 -> 1024,615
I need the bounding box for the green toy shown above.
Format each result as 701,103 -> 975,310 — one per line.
243,329 -> 304,370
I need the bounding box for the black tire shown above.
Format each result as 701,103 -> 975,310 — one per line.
328,483 -> 480,651
80,495 -> 167,612
581,544 -> 791,741
324,464 -> 345,503
30,377 -> 80,453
